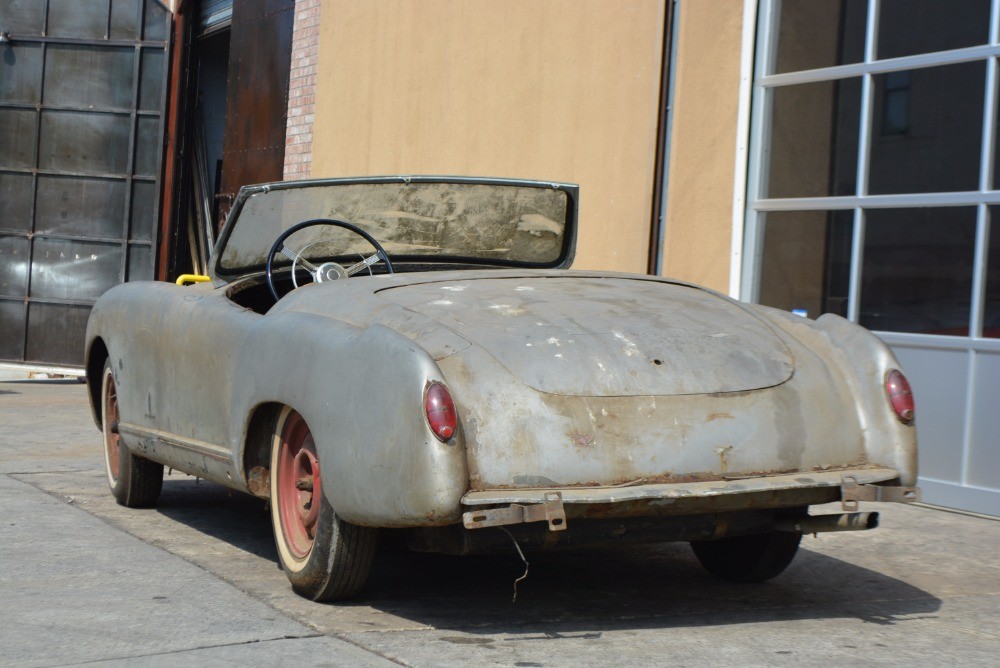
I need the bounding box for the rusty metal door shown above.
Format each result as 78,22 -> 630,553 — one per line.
0,0 -> 171,370
216,0 -> 293,226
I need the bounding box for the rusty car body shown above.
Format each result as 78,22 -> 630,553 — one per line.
85,176 -> 919,601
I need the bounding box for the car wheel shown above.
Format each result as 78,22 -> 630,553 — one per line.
101,360 -> 163,507
690,530 -> 802,583
269,407 -> 376,601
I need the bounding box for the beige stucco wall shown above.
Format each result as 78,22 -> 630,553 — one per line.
312,0 -> 666,272
661,0 -> 746,292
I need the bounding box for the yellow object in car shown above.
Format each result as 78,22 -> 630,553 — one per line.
175,274 -> 211,286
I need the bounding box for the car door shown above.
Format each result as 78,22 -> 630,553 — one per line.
122,283 -> 261,484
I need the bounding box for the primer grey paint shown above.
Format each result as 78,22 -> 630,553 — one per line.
86,177 -> 918,531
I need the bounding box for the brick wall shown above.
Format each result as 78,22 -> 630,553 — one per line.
283,0 -> 320,180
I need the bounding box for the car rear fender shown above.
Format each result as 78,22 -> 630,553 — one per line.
762,309 -> 918,486
229,315 -> 469,526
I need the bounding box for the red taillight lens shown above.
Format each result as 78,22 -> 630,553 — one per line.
425,382 -> 457,441
885,369 -> 915,423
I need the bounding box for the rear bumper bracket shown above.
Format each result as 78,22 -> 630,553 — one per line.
841,475 -> 920,511
462,491 -> 567,531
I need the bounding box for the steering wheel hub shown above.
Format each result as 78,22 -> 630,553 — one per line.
316,262 -> 349,283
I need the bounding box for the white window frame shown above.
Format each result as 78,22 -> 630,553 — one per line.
742,0 -> 1000,515
742,0 -> 1000,355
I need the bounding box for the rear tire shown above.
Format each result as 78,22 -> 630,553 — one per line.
269,407 -> 376,601
101,360 -> 163,507
691,530 -> 801,583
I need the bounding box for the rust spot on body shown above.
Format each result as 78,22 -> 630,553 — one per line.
247,466 -> 270,498
706,412 -> 735,422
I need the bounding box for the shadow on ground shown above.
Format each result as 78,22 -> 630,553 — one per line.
145,477 -> 942,634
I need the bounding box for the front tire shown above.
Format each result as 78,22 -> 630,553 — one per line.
691,530 -> 801,583
269,407 -> 376,601
101,360 -> 163,507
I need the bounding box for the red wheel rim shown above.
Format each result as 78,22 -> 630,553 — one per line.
276,412 -> 322,560
104,373 -> 120,481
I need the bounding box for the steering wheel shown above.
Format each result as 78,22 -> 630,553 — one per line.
265,218 -> 394,301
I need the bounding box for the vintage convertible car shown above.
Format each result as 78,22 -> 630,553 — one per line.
85,176 -> 919,601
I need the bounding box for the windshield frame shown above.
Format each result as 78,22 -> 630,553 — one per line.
209,176 -> 579,283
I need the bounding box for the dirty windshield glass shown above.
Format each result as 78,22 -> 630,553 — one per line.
217,181 -> 571,275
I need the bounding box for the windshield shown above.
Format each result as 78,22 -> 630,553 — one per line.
214,178 -> 576,279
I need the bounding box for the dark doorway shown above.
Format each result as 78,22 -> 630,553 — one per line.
174,25 -> 231,277
170,0 -> 294,279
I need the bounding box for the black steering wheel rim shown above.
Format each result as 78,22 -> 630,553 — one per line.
265,218 -> 394,302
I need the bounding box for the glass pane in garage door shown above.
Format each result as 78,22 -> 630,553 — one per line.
868,62 -> 986,195
984,207 -> 1000,338
765,78 -> 862,199
757,210 -> 853,319
876,0 -> 990,60
860,207 -> 977,335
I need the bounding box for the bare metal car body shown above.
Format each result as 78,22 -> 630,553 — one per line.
85,176 -> 918,599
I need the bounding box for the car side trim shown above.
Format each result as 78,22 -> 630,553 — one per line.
117,422 -> 232,462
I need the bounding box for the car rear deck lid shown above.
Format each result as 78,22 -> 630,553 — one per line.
381,276 -> 793,397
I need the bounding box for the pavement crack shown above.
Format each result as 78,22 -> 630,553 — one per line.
8,468 -> 101,476
306,623 -> 414,667
50,633 -> 325,666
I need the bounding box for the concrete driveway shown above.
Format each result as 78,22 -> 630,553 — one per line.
1,374 -> 998,667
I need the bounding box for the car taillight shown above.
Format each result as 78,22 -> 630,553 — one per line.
885,369 -> 915,423
425,382 -> 457,441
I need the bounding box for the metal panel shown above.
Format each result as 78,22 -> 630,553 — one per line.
0,235 -> 30,296
44,44 -> 135,108
34,176 -> 128,239
217,0 -> 294,226
46,0 -> 112,40
967,351 -> 1000,490
889,346 -> 969,484
38,111 -> 132,174
110,0 -> 142,40
25,302 -> 92,366
0,0 -> 45,35
0,42 -> 43,103
29,238 -> 124,301
0,108 -> 38,169
0,173 -> 34,231
129,181 -> 157,241
0,301 -> 26,360
0,0 -> 171,370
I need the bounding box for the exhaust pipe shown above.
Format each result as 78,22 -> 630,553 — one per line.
775,512 -> 879,534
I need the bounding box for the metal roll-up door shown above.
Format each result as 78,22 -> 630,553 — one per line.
199,0 -> 232,36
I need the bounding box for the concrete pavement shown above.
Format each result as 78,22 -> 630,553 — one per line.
1,376 -> 998,666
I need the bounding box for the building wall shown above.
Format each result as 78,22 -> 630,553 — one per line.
660,0 -> 745,292
283,0 -> 321,180
310,0 -> 666,273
